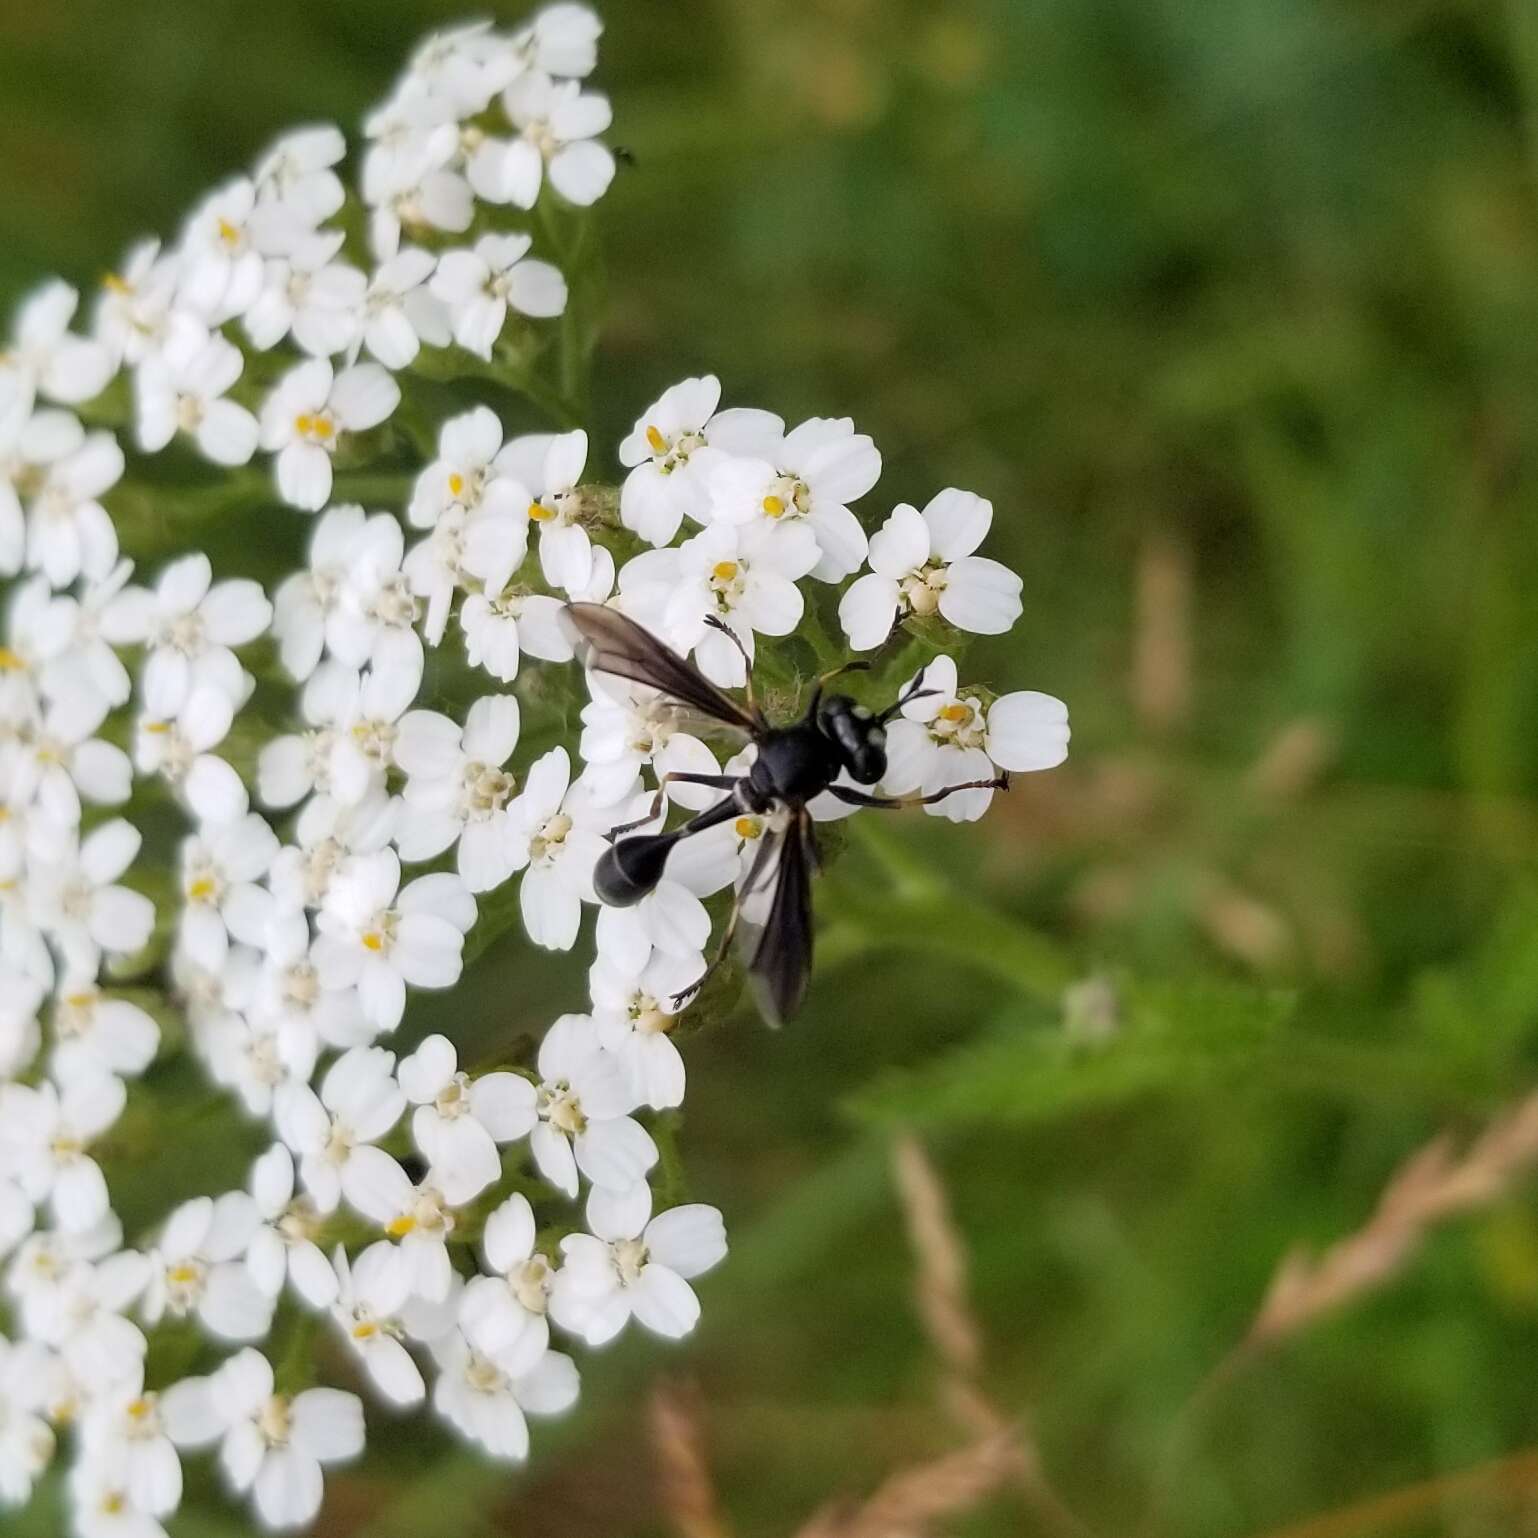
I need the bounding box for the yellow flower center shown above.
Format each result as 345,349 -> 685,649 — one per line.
646,425 -> 667,453
712,560 -> 739,583
528,499 -> 555,522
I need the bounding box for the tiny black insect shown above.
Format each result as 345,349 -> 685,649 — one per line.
561,603 -> 1008,1026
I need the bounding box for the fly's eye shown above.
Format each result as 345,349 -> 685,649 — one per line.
868,726 -> 886,748
851,744 -> 886,784
852,705 -> 871,720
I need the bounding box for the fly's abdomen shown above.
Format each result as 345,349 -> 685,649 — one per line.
594,832 -> 681,906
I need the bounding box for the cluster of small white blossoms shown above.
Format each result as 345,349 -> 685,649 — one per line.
0,8 -> 1069,1536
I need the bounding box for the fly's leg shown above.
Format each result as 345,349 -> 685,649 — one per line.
672,827 -> 782,1008
605,772 -> 741,840
703,613 -> 760,715
827,771 -> 1011,812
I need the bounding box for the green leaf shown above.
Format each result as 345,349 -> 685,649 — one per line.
845,978 -> 1296,1130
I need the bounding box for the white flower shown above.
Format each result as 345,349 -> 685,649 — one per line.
357,246 -> 448,368
11,1232 -> 149,1388
163,1348 -> 363,1532
273,504 -> 391,680
1,695 -> 131,826
516,3 -> 603,78
626,518 -> 817,687
505,748 -> 609,951
177,177 -> 301,323
242,1144 -> 338,1310
410,404 -> 524,531
882,654 -> 1070,821
49,983 -> 159,1087
94,241 -> 183,369
78,1363 -> 185,1522
550,1182 -> 726,1346
141,1194 -> 273,1342
313,850 -> 475,1031
838,489 -> 1023,650
0,1334 -> 55,1506
706,415 -> 879,582
1,280 -> 114,410
134,327 -> 259,466
589,948 -> 701,1110
329,1241 -> 425,1405
254,125 -> 347,225
617,376 -> 782,546
26,817 -> 155,981
24,428 -> 122,589
430,234 -> 567,359
394,694 -> 521,890
403,506 -> 469,645
430,1328 -> 578,1461
273,1046 -> 406,1214
504,428 -> 593,591
493,71 -> 615,208
177,812 -> 279,971
134,684 -> 246,824
1,405 -> 86,578
529,1013 -> 656,1197
399,1034 -> 537,1203
576,681 -> 721,808
41,558 -> 135,715
340,1148 -> 458,1302
0,972 -> 44,1082
259,360 -> 400,512
68,1444 -> 171,1538
245,233 -> 367,358
101,552 -> 270,721
459,1193 -> 552,1369
0,1076 -> 123,1231
367,162 -> 474,265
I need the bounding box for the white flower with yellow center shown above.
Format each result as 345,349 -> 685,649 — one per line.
398,1033 -> 537,1205
176,812 -> 280,973
312,849 -> 475,1032
258,359 -> 401,512
429,232 -> 567,359
0,1075 -> 124,1233
23,428 -> 123,590
528,1012 -> 655,1198
355,245 -> 451,369
78,1364 -> 184,1524
67,1443 -> 171,1538
617,375 -> 781,547
429,1327 -> 579,1462
177,176 -> 300,324
707,415 -> 879,582
504,747 -> 611,952
133,327 -> 258,467
253,124 -> 347,226
394,694 -> 522,891
49,981 -> 158,1088
459,1193 -> 553,1371
341,1147 -> 459,1302
1,694 -> 131,828
161,1347 -> 364,1531
140,1194 -> 272,1344
0,404 -> 85,578
100,551 -> 270,722
589,948 -> 702,1111
93,240 -> 183,369
244,231 -> 367,358
838,488 -> 1024,650
549,1181 -> 726,1348
273,1046 -> 406,1215
492,70 -> 615,208
328,1240 -> 426,1406
241,1144 -> 338,1311
882,653 -> 1071,822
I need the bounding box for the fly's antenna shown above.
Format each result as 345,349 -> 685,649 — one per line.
807,658 -> 872,717
879,664 -> 937,723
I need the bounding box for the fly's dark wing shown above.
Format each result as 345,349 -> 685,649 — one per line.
562,602 -> 764,736
742,808 -> 815,1028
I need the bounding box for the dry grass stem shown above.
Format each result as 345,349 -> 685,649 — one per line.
1248,1089 -> 1538,1348
1132,528 -> 1192,735
650,1379 -> 731,1538
793,1431 -> 1026,1538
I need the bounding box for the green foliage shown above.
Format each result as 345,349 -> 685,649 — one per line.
7,1 -> 1538,1536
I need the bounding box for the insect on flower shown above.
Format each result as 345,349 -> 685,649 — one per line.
561,602 -> 1008,1025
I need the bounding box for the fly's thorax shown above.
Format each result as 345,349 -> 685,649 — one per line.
749,724 -> 842,803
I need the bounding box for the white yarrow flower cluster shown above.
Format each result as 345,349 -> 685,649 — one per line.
0,6 -> 1066,1535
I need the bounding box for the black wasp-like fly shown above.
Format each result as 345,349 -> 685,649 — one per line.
561,602 -> 1009,1026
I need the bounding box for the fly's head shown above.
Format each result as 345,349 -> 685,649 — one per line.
816,694 -> 887,785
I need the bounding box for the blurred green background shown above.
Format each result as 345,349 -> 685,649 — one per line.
9,0 -> 1538,1534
